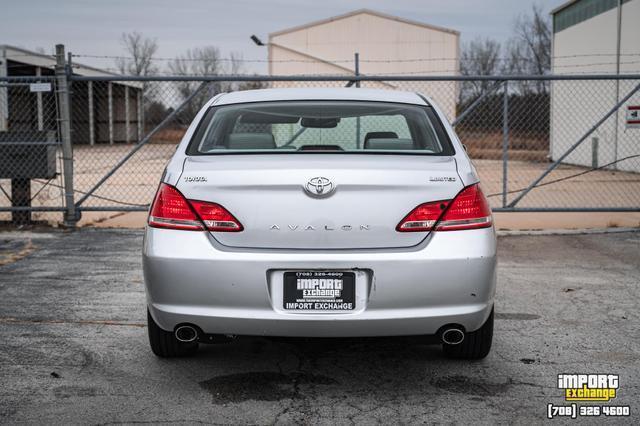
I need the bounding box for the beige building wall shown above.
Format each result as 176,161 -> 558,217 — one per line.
268,10 -> 460,121
550,0 -> 640,173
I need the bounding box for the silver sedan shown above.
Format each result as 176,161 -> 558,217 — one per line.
143,88 -> 496,359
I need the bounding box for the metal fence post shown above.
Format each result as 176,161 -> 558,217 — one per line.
354,52 -> 360,88
55,44 -> 77,227
501,80 -> 509,208
354,52 -> 361,148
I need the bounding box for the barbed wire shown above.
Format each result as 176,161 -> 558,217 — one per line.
65,67 -> 630,77
8,51 -> 640,69
6,51 -> 638,77
70,52 -> 640,64
10,51 -> 640,61
105,65 -> 639,76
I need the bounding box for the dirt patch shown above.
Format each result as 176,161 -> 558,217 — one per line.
54,386 -> 98,399
0,239 -> 35,266
432,375 -> 510,397
200,371 -> 337,403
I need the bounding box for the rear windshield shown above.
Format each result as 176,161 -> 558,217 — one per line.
186,101 -> 454,155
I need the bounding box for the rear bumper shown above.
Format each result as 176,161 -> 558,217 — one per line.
143,227 -> 497,337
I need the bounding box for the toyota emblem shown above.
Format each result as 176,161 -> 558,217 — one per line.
304,177 -> 335,198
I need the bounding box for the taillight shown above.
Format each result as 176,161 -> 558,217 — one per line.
189,200 -> 243,232
436,184 -> 492,231
396,200 -> 450,232
149,184 -> 204,230
148,183 -> 243,232
396,184 -> 492,232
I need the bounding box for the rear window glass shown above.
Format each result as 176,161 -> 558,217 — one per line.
187,101 -> 454,155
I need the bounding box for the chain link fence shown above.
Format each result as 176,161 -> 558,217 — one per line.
1,70 -> 639,226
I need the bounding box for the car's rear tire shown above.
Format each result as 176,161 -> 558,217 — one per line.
442,308 -> 493,360
147,309 -> 198,357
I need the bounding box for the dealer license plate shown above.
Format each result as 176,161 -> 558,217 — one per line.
283,271 -> 355,311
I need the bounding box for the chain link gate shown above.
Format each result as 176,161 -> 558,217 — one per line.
1,50 -> 639,226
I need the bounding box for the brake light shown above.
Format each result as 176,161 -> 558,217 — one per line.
436,184 -> 492,231
149,184 -> 204,230
396,184 -> 492,232
148,183 -> 243,232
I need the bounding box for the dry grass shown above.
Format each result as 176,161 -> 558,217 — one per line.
0,239 -> 35,266
149,128 -> 186,144
459,130 -> 549,161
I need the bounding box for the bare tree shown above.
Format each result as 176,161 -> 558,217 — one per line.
236,79 -> 269,92
227,52 -> 243,76
168,47 -> 258,120
116,32 -> 159,76
502,4 -> 551,93
114,32 -> 159,135
224,52 -> 268,92
460,38 -> 502,104
169,46 -> 223,77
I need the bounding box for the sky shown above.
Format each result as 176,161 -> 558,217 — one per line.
1,0 -> 566,74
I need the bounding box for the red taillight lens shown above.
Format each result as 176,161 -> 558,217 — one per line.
189,200 -> 243,232
149,184 -> 204,231
148,183 -> 243,232
396,184 -> 492,232
437,184 -> 492,231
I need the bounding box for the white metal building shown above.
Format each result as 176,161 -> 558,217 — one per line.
268,9 -> 460,120
550,0 -> 640,172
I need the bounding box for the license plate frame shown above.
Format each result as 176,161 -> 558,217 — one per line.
283,271 -> 356,312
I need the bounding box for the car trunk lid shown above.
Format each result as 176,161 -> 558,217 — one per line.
176,154 -> 463,249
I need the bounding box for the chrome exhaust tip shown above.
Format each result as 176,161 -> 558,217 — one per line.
441,328 -> 465,345
175,325 -> 198,343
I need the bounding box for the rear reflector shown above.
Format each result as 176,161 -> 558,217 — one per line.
396,184 -> 492,232
148,183 -> 243,232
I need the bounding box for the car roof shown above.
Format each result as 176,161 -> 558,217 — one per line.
211,88 -> 429,106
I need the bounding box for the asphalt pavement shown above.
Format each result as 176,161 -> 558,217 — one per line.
0,229 -> 638,424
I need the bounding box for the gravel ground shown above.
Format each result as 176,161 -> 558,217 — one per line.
0,229 -> 638,424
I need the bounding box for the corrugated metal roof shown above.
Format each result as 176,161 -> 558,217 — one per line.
551,0 -> 631,33
1,45 -> 142,89
551,0 -> 582,15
